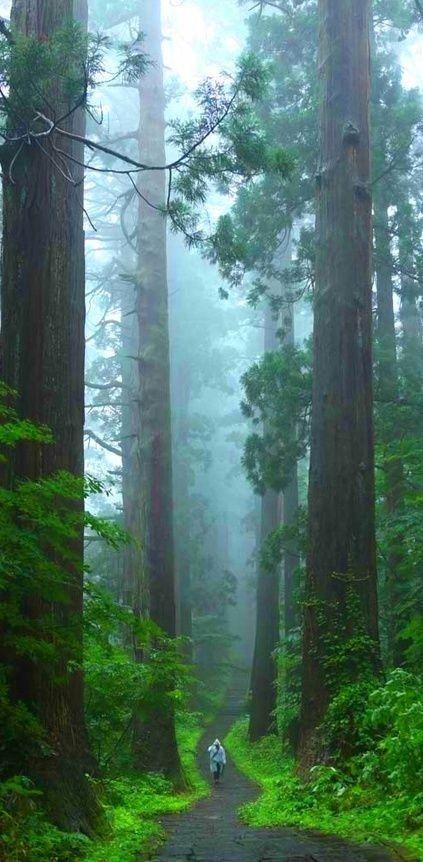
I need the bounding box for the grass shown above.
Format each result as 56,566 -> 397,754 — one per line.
225,717 -> 422,860
83,712 -> 209,862
0,710 -> 214,862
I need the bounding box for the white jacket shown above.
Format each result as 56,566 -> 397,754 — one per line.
208,741 -> 226,772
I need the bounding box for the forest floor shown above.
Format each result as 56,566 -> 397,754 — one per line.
150,683 -> 397,862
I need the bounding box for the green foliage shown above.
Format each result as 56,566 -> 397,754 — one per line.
314,584 -> 380,696
354,670 -> 423,799
0,386 -> 126,859
241,345 -> 312,494
166,53 -> 294,244
84,583 -> 190,773
0,775 -> 90,861
0,714 -> 208,862
261,508 -> 307,574
0,22 -> 105,131
226,686 -> 423,858
83,714 -> 208,862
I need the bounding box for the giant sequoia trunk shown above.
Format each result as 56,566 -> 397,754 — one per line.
0,0 -> 100,833
299,0 -> 380,765
249,302 -> 281,742
132,0 -> 183,783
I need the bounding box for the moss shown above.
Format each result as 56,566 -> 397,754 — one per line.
83,712 -> 209,862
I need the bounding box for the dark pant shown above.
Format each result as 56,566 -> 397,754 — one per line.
213,763 -> 221,781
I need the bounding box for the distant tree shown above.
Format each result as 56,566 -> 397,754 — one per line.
371,24 -> 422,667
298,0 -> 381,766
248,299 -> 282,741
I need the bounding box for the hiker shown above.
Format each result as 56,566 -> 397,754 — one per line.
208,738 -> 226,784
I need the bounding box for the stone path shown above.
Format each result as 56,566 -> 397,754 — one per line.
151,686 -> 398,862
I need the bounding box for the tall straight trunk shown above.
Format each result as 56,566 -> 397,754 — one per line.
0,0 -> 100,833
283,471 -> 299,638
374,190 -> 405,666
120,276 -> 146,629
299,0 -> 380,765
132,0 -> 182,782
279,237 -> 300,641
397,195 -> 423,380
249,302 -> 281,741
174,360 -> 193,660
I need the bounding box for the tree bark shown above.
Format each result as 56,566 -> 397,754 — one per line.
374,189 -> 405,667
279,238 -> 300,641
0,0 -> 100,834
397,194 -> 423,378
131,0 -> 183,783
173,359 -> 194,661
249,301 -> 281,741
120,273 -> 146,628
298,0 -> 380,766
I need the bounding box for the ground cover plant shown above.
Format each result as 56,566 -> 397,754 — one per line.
226,671 -> 423,860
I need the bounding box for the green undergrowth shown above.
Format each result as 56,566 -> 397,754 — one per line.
225,717 -> 422,860
0,713 -> 208,862
83,712 -> 208,862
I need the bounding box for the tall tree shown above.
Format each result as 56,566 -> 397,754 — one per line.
131,0 -> 183,782
371,33 -> 421,666
0,0 -> 100,832
248,237 -> 300,741
298,0 -> 380,764
249,301 -> 281,742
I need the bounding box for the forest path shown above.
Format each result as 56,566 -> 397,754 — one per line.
150,681 -> 395,862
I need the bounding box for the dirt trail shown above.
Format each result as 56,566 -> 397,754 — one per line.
151,684 -> 396,862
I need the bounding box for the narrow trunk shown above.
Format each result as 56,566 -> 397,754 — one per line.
299,0 -> 380,765
249,302 -> 281,742
174,361 -> 193,660
397,196 -> 423,383
132,0 -> 183,783
374,191 -> 405,666
120,276 -> 146,627
283,472 -> 299,638
0,0 -> 100,833
280,239 -> 300,641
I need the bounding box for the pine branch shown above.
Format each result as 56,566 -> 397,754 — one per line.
85,428 -> 122,457
85,380 -> 124,391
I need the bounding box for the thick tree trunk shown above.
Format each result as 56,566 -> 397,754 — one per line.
132,0 -> 183,783
298,0 -> 380,766
249,302 -> 281,741
0,0 -> 100,834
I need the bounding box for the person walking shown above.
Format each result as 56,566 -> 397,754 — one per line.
208,738 -> 226,785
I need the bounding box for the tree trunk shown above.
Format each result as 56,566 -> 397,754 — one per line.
397,194 -> 423,380
120,274 -> 146,629
0,0 -> 100,834
132,0 -> 183,783
174,360 -> 194,661
249,302 -> 281,742
298,0 -> 380,766
374,190 -> 405,666
279,238 -> 300,641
